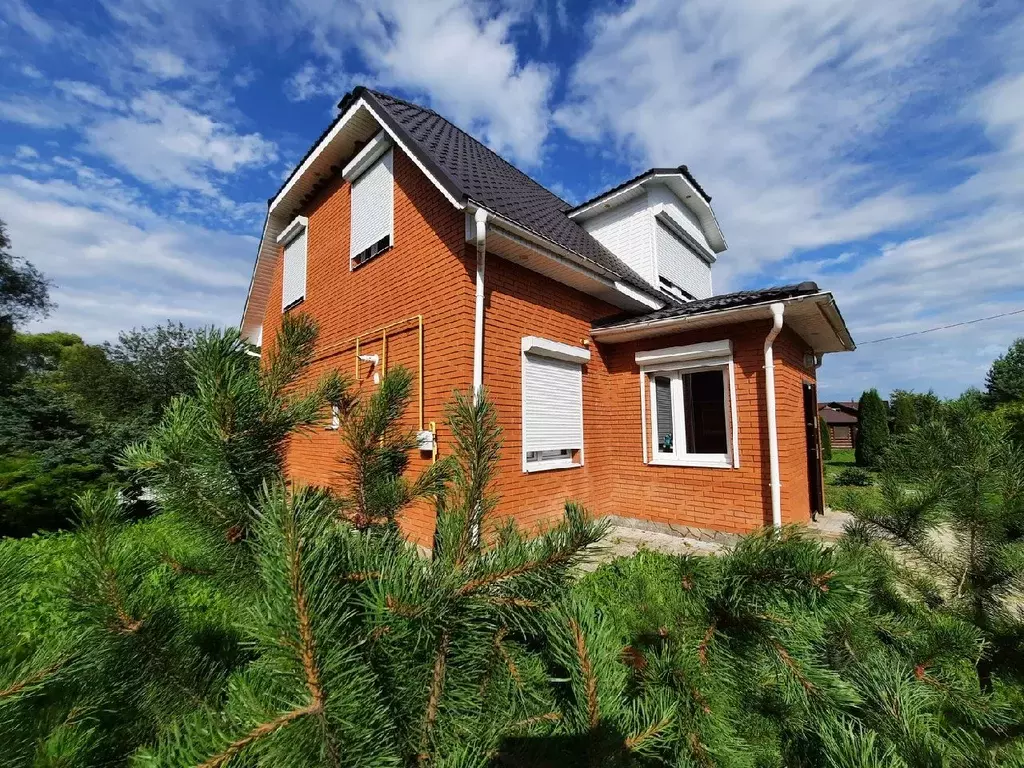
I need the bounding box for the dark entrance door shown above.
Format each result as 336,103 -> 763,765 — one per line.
803,382 -> 825,520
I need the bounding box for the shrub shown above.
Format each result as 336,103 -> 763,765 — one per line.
819,415 -> 832,461
855,388 -> 889,468
834,466 -> 872,486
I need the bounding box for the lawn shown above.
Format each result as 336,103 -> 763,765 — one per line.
824,448 -> 879,510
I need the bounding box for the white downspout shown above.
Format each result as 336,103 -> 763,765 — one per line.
764,302 -> 785,529
472,209 -> 488,403
470,209 -> 488,549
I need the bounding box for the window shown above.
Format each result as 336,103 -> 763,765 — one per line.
521,337 -> 590,472
350,146 -> 394,268
638,341 -> 738,468
278,216 -> 307,309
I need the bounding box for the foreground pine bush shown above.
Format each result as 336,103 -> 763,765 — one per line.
2,317 -> 1023,766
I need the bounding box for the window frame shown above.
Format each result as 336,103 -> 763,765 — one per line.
638,341 -> 740,469
520,336 -> 590,474
277,215 -> 308,311
347,142 -> 395,271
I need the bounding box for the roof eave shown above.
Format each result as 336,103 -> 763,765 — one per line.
591,292 -> 856,352
466,200 -> 665,311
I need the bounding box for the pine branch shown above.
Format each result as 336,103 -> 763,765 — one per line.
196,703 -> 321,768
625,715 -> 672,751
0,657 -> 68,699
511,712 -> 561,729
493,628 -> 521,687
417,630 -> 450,763
569,618 -> 600,731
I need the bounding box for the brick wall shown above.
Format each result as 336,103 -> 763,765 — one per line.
261,150 -> 475,545
261,150 -> 819,543
477,253 -> 818,536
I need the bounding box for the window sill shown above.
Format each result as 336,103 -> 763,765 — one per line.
648,456 -> 734,469
283,297 -> 305,312
524,459 -> 582,473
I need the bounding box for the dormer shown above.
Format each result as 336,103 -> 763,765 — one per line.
567,167 -> 727,301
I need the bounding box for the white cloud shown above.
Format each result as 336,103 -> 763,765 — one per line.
14,145 -> 37,159
84,90 -> 277,195
0,171 -> 254,341
290,0 -> 554,165
284,62 -> 356,102
0,0 -> 54,42
0,96 -> 72,128
132,47 -> 189,80
556,0 -> 1024,397
55,79 -> 122,109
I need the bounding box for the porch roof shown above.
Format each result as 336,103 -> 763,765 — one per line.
590,282 -> 856,354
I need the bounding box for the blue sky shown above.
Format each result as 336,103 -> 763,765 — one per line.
1,0 -> 1022,399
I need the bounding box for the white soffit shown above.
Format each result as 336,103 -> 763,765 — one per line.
522,336 -> 591,364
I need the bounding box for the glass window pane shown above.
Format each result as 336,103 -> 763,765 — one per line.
654,375 -> 674,453
683,370 -> 727,454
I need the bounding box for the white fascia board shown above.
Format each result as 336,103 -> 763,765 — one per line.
270,97 -> 464,215
522,336 -> 591,364
240,211 -> 272,342
568,179 -> 648,221
635,339 -> 731,367
343,131 -> 392,182
361,100 -> 463,209
614,280 -> 662,310
569,172 -> 727,254
276,215 -> 308,244
466,202 -> 664,310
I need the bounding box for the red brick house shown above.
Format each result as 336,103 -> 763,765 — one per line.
240,87 -> 855,545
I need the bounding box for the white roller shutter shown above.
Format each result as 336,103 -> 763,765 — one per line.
522,353 -> 584,454
350,148 -> 394,260
656,221 -> 712,299
281,227 -> 306,308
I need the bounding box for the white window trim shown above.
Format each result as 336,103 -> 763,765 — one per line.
278,216 -> 308,309
521,336 -> 592,364
348,147 -> 394,270
521,337 -> 588,473
638,340 -> 739,469
343,131 -> 392,182
277,215 -> 308,245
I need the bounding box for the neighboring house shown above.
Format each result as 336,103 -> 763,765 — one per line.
818,401 -> 859,449
240,86 -> 855,545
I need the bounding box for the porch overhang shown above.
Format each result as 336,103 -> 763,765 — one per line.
590,291 -> 855,354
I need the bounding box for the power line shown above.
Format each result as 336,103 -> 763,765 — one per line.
858,307 -> 1024,345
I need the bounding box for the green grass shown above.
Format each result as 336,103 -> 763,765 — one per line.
824,448 -> 879,510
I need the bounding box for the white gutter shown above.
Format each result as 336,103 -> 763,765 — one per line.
472,209 -> 488,401
764,302 -> 785,529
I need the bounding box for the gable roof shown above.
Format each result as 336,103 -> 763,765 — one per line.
570,166 -> 712,211
344,88 -> 664,297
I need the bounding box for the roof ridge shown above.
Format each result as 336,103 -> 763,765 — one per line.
366,87 -> 573,210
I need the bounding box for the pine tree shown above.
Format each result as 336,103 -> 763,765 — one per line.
1,315 -> 607,766
855,389 -> 889,468
846,399 -> 1024,693
985,337 -> 1024,407
890,391 -> 918,436
819,415 -> 832,461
